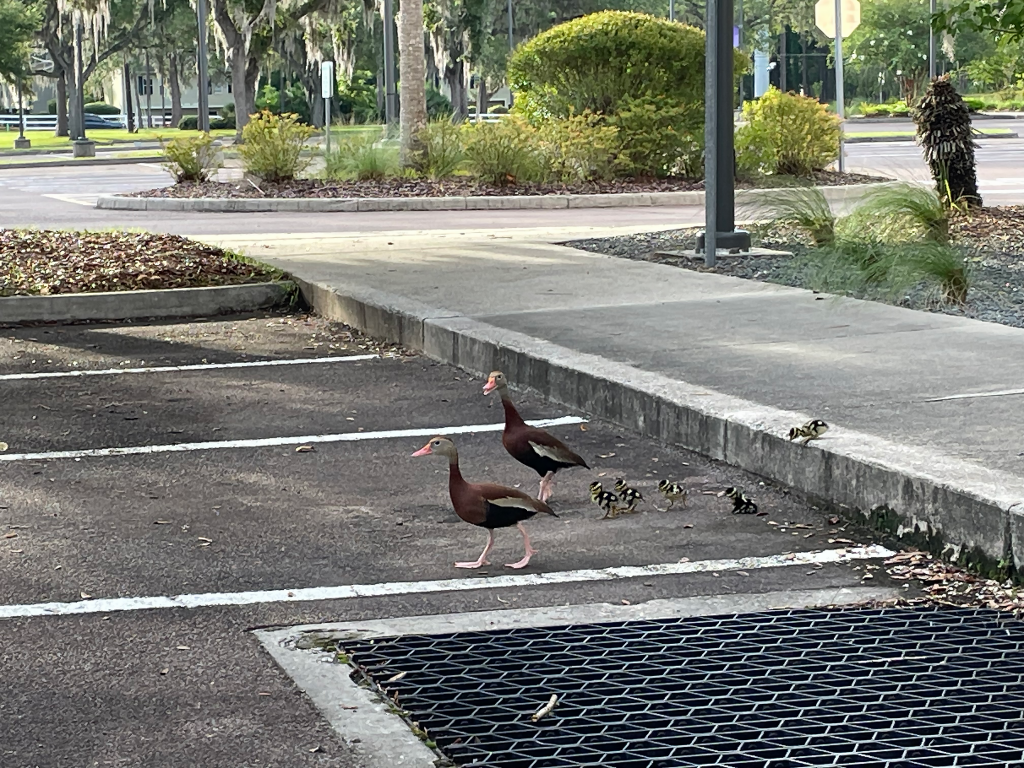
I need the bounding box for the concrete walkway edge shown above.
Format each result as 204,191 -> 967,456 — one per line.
293,274 -> 1024,576
0,281 -> 296,325
94,182 -> 897,214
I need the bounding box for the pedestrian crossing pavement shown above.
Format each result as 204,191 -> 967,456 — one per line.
0,165 -> 172,206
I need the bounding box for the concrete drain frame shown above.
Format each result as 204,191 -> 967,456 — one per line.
258,587 -> 909,768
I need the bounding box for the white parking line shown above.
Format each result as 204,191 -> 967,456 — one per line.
0,545 -> 894,619
925,387 -> 1024,402
0,416 -> 586,461
0,354 -> 378,382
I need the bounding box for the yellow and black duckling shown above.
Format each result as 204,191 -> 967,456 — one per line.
590,481 -> 622,519
657,479 -> 687,511
788,419 -> 829,445
613,478 -> 644,513
718,486 -> 760,515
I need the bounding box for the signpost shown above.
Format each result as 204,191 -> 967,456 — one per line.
322,61 -> 335,156
815,0 -> 859,173
196,0 -> 211,133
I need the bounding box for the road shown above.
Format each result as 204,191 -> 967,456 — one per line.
2,137 -> 1023,236
0,312 -> 898,767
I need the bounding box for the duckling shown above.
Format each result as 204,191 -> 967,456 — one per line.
787,419 -> 829,445
613,478 -> 644,513
590,481 -> 622,519
718,486 -> 759,515
657,479 -> 687,511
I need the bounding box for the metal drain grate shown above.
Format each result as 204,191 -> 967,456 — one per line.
341,607 -> 1024,768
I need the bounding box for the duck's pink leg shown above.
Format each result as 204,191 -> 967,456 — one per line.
538,471 -> 555,502
455,531 -> 494,569
505,522 -> 538,569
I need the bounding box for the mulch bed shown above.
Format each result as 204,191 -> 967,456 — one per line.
127,171 -> 884,199
565,206 -> 1024,330
0,230 -> 280,297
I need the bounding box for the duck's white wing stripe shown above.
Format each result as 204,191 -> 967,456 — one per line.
488,496 -> 541,511
528,441 -> 576,463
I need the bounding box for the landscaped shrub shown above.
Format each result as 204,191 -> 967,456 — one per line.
538,113 -> 621,183
324,131 -> 399,180
508,11 -> 735,120
84,102 -> 120,115
755,185 -> 837,246
237,110 -> 316,181
608,96 -> 702,178
178,115 -> 199,130
462,117 -> 543,185
914,76 -> 981,208
735,87 -> 840,177
427,84 -> 453,119
161,133 -> 222,183
413,120 -> 464,180
178,115 -> 235,131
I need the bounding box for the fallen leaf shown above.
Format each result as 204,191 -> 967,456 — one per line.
621,599 -> 631,605
295,445 -> 315,453
80,592 -> 91,599
597,453 -> 616,459
3,532 -> 17,539
177,646 -> 190,651
154,520 -> 172,525
385,671 -> 407,683
683,523 -> 693,529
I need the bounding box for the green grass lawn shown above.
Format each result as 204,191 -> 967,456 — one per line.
0,127 -> 236,151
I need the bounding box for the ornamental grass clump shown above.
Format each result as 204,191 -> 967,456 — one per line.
161,133 -> 222,183
914,77 -> 982,209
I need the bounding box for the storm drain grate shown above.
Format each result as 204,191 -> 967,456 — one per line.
340,607 -> 1024,768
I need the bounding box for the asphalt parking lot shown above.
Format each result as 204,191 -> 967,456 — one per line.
0,312 -> 898,768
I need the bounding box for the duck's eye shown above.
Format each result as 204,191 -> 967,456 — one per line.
433,440 -> 441,446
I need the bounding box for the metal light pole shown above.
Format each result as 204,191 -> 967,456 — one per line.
928,0 -> 937,79
669,0 -> 675,22
195,0 -> 211,132
15,78 -> 30,149
833,0 -> 845,172
699,0 -> 751,266
383,0 -> 398,126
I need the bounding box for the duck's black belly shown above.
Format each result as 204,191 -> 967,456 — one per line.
481,501 -> 537,529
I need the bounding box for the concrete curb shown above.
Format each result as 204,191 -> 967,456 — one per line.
844,132 -> 1017,144
293,274 -> 1024,576
0,155 -> 166,170
0,281 -> 296,325
94,182 -> 896,214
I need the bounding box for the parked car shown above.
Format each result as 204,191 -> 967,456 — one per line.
84,114 -> 124,129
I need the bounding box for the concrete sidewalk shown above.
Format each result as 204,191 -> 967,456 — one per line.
206,221 -> 1024,574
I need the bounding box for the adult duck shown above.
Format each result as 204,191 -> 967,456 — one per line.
412,435 -> 556,569
483,371 -> 589,503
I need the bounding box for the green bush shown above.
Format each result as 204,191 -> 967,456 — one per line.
324,131 -> 399,180
736,87 -> 840,177
178,115 -> 199,130
488,105 -> 509,114
462,117 -> 544,185
84,102 -> 120,115
608,96 -> 702,178
161,133 -> 222,183
427,84 -> 453,119
178,114 -> 234,131
850,182 -> 949,243
237,110 -> 316,182
414,120 -> 465,180
508,11 -> 742,120
255,83 -> 311,124
538,113 -> 621,183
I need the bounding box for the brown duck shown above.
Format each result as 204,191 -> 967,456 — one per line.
483,371 -> 589,503
412,435 -> 556,569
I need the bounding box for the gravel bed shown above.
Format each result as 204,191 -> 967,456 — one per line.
564,207 -> 1024,329
0,229 -> 281,296
126,170 -> 884,199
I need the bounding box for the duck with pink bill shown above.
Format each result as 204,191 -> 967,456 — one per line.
412,435 -> 557,569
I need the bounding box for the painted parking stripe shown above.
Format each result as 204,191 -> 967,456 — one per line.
0,416 -> 587,462
0,545 -> 894,620
0,354 -> 379,382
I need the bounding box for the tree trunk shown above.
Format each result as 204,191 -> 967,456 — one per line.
398,0 -> 428,166
475,74 -> 489,123
68,21 -> 84,139
445,60 -> 467,121
230,47 -> 250,138
779,29 -> 787,92
123,59 -> 136,132
168,54 -> 183,127
55,69 -> 69,137
145,49 -> 153,129
801,33 -> 808,96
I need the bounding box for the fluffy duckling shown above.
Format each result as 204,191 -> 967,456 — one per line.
718,486 -> 759,515
657,479 -> 687,511
788,419 -> 829,445
590,481 -> 621,519
613,478 -> 644,513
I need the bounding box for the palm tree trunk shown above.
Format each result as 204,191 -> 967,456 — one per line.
397,0 -> 427,167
